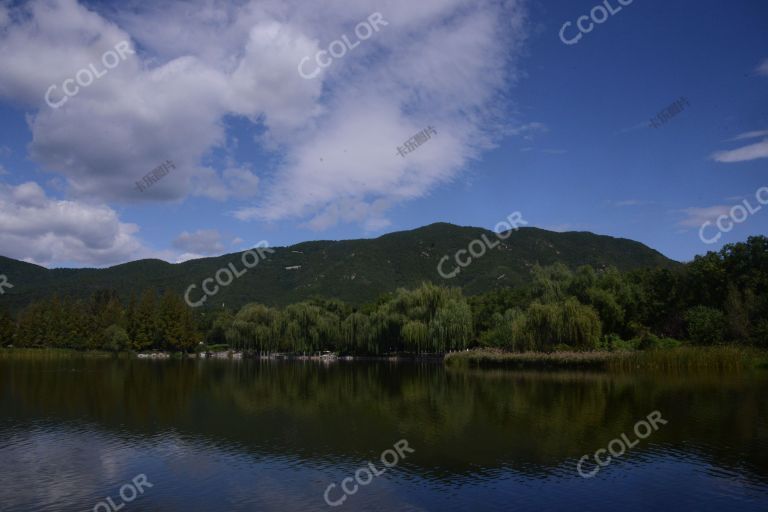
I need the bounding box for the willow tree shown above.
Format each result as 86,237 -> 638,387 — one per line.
524,299 -> 601,350
431,299 -> 473,352
402,320 -> 429,354
479,308 -> 530,351
226,303 -> 280,354
341,312 -> 373,355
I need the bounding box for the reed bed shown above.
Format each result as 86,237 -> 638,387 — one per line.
0,347 -> 115,360
444,349 -> 621,370
607,346 -> 766,373
444,346 -> 768,373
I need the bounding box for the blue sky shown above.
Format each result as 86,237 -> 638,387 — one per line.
0,0 -> 766,267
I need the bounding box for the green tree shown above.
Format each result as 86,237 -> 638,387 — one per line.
685,306 -> 727,345
103,324 -> 130,352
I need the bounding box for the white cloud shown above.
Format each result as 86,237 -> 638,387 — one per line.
172,229 -> 225,255
509,122 -> 548,140
606,199 -> 653,207
0,0 -> 531,232
0,181 -> 148,266
540,223 -> 573,233
174,253 -> 208,263
235,0 -> 528,228
757,59 -> 768,76
729,129 -> 768,141
193,165 -> 261,201
0,0 -> 318,205
678,205 -> 731,228
712,138 -> 768,163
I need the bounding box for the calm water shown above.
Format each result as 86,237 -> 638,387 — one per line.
1,357 -> 767,512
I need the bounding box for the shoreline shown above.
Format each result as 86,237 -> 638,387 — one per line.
3,346 -> 767,372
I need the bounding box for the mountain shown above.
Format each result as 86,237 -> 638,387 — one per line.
0,223 -> 678,311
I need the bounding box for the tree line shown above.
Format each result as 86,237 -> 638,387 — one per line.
1,236 -> 766,354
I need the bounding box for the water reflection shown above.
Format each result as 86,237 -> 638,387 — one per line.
0,357 -> 767,511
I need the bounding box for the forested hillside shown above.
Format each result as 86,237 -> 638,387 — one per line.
1,237 -> 765,355
0,223 -> 676,312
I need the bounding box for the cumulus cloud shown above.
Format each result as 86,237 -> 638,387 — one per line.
234,1 -> 528,228
0,181 -> 148,266
0,0 -> 530,233
0,0 -> 320,206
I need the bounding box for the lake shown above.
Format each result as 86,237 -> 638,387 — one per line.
1,356 -> 767,511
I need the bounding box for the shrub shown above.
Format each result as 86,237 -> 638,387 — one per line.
598,333 -> 622,351
657,337 -> 683,349
103,325 -> 130,353
637,332 -> 661,351
685,306 -> 727,344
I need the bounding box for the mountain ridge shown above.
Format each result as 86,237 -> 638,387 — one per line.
0,223 -> 679,311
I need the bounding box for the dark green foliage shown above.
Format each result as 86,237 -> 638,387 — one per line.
0,309 -> 14,346
103,325 -> 130,352
0,235 -> 766,354
221,283 -> 474,355
0,223 -> 678,312
685,306 -> 727,345
8,290 -> 198,352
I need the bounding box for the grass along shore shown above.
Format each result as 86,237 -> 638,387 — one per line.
3,346 -> 768,373
443,347 -> 768,372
